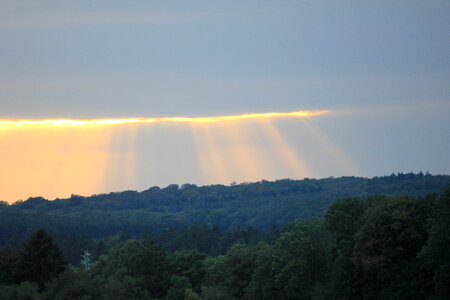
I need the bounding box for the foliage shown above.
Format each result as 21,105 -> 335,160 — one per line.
271,219 -> 329,299
92,239 -> 171,298
353,195 -> 436,299
325,197 -> 364,299
169,250 -> 207,291
0,282 -> 42,300
0,249 -> 20,285
17,229 -> 67,289
419,186 -> 450,298
1,174 -> 447,247
0,181 -> 448,300
45,269 -> 100,300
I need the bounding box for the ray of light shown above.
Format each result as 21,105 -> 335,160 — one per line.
0,109 -> 329,127
190,123 -> 239,184
0,109 -> 332,203
257,120 -> 312,179
190,119 -> 311,185
214,121 -> 272,182
103,124 -> 138,192
0,126 -> 113,203
301,119 -> 361,175
190,121 -> 275,184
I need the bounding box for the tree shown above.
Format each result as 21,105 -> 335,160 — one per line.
166,275 -> 191,300
130,240 -> 171,298
206,243 -> 259,298
45,269 -> 100,300
353,195 -> 434,299
244,242 -> 277,300
17,229 -> 67,289
272,219 -> 329,300
0,281 -> 42,300
0,249 -> 21,284
420,187 -> 450,298
93,239 -> 171,298
325,197 -> 363,299
170,250 -> 206,291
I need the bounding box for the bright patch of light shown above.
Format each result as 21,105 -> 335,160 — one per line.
0,110 -> 329,128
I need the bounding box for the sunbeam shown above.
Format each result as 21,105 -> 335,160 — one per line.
257,120 -> 312,179
0,109 -> 331,202
103,124 -> 138,192
190,123 -> 233,184
301,119 -> 360,175
0,126 -> 113,202
216,121 -> 271,182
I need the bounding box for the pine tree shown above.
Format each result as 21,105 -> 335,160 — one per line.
17,229 -> 67,289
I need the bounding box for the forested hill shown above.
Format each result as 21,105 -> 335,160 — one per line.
0,173 -> 448,245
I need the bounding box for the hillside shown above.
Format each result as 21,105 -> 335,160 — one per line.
0,173 -> 448,246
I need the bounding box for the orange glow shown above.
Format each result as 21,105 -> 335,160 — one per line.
190,124 -> 233,183
191,121 -> 272,184
0,126 -> 113,203
217,122 -> 271,181
257,120 -> 312,178
0,109 -> 331,203
190,120 -> 312,184
0,110 -> 329,128
102,125 -> 138,191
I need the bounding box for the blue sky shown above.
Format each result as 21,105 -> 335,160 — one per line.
0,1 -> 449,199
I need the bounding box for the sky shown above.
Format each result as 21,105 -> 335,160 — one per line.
0,1 -> 449,202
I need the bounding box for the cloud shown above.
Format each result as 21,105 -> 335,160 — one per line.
0,9 -> 229,29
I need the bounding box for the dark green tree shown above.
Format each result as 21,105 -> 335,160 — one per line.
353,195 -> 434,299
166,275 -> 191,300
0,249 -> 21,284
0,281 -> 42,300
420,187 -> 450,298
325,197 -> 364,299
244,242 -> 277,300
45,269 -> 100,300
272,219 -> 329,300
17,229 -> 67,289
170,250 -> 206,292
130,240 -> 171,298
213,243 -> 258,298
93,239 -> 171,298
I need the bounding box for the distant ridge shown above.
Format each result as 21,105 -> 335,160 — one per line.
1,173 -> 448,246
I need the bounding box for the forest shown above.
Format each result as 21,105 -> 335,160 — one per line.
0,173 -> 448,246
0,173 -> 449,299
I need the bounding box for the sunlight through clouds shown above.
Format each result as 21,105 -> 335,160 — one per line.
301,119 -> 361,176
0,109 -> 357,203
257,120 -> 312,179
0,125 -> 113,203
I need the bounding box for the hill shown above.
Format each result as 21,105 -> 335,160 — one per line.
0,173 -> 448,246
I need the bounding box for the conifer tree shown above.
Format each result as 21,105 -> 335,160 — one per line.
17,229 -> 67,289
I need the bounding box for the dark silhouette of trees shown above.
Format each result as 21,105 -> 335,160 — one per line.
0,183 -> 448,299
17,229 -> 67,289
420,186 -> 450,298
1,174 -> 447,248
353,195 -> 435,299
45,269 -> 100,300
325,197 -> 364,299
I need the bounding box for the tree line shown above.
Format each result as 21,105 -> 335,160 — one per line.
1,173 -> 448,247
0,187 -> 448,299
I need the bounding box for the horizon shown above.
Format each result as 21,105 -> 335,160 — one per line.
4,172 -> 448,204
